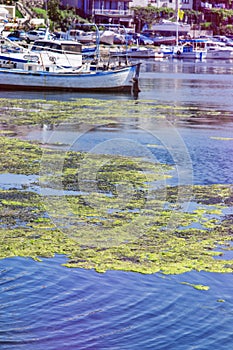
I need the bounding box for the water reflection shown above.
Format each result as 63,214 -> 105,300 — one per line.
1,59 -> 233,102
0,89 -> 135,102
142,59 -> 233,75
1,59 -> 233,350
138,60 -> 233,108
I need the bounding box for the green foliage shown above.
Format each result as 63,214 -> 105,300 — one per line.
210,8 -> 233,17
47,0 -> 62,24
132,6 -> 174,28
15,8 -> 23,18
32,7 -> 47,19
201,22 -> 212,30
223,24 -> 233,34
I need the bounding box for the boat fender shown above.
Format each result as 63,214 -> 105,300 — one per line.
177,50 -> 181,55
49,56 -> 56,63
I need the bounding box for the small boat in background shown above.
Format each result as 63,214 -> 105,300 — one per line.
151,19 -> 191,37
99,30 -> 116,45
66,29 -> 95,43
206,40 -> 233,59
165,3 -> 207,60
110,46 -> 163,59
173,39 -> 207,59
159,44 -> 174,57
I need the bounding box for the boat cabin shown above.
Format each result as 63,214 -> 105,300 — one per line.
30,39 -> 83,68
31,40 -> 82,55
179,38 -> 207,51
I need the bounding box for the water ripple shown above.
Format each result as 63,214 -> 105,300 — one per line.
1,256 -> 233,349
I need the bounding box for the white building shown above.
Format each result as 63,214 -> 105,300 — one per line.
0,6 -> 9,33
129,0 -> 193,10
0,5 -> 16,19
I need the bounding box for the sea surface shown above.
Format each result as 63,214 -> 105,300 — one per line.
0,58 -> 233,349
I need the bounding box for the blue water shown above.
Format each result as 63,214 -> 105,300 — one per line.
25,118 -> 233,187
69,123 -> 233,185
1,59 -> 233,349
1,256 -> 233,350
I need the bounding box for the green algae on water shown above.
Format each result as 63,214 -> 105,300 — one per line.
0,98 -> 231,127
0,184 -> 232,276
0,97 -> 232,277
0,136 -> 42,174
210,137 -> 233,141
181,282 -> 210,291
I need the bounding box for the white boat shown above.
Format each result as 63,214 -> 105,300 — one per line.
206,40 -> 233,59
99,30 -> 115,45
173,39 -> 207,59
66,28 -> 118,45
152,20 -> 190,36
159,44 -> 174,57
0,18 -> 5,35
110,46 -> 164,59
0,60 -> 140,93
0,38 -> 84,69
166,4 -> 206,60
0,23 -> 141,95
30,39 -> 84,67
66,29 -> 95,43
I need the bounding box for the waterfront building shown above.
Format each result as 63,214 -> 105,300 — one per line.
61,0 -> 134,26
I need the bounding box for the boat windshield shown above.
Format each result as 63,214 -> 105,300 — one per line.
31,41 -> 82,54
61,44 -> 82,53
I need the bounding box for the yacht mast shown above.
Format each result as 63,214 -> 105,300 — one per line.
176,0 -> 179,46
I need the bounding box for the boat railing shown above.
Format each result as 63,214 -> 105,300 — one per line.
0,36 -> 29,53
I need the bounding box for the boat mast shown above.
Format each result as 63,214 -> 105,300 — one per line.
176,0 -> 179,46
92,23 -> 100,65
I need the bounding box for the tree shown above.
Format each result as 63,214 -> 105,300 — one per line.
47,0 -> 62,24
133,5 -> 158,30
132,5 -> 175,31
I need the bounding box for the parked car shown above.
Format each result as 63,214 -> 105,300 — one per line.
26,30 -> 46,43
132,34 -> 154,45
7,30 -> 27,42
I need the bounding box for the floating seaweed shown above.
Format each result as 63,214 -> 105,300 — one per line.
0,98 -> 232,278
